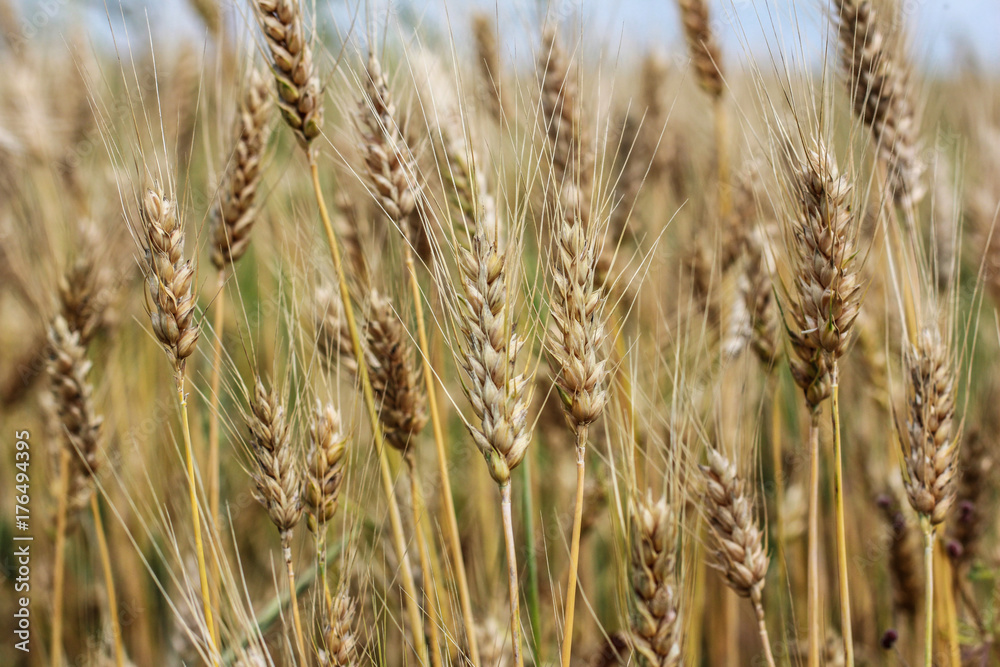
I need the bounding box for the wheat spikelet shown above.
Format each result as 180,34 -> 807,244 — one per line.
472,13 -> 506,122
140,184 -> 200,371
211,68 -> 273,269
453,207 -> 530,486
315,286 -> 359,375
252,0 -> 322,147
247,377 -> 303,537
58,223 -> 114,344
356,53 -> 420,242
833,0 -> 923,207
539,24 -> 592,228
365,292 -> 428,454
901,326 -> 959,526
321,589 -> 358,667
700,448 -> 769,600
741,227 -> 779,366
187,0 -> 221,36
304,401 -> 347,533
782,144 -> 861,407
677,0 -> 724,98
47,316 -> 103,511
628,493 -> 682,667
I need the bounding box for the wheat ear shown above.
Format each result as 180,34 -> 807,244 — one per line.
898,325 -> 959,666
700,448 -> 776,667
628,493 -> 682,667
246,377 -> 309,666
833,0 -> 923,210
252,0 -> 322,147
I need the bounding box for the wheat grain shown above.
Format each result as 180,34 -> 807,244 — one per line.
211,68 -> 273,269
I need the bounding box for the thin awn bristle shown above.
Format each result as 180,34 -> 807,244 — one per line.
211,68 -> 273,269
833,0 -> 924,207
247,377 -> 303,538
901,326 -> 960,526
47,316 -> 103,512
253,0 -> 322,147
677,0 -> 724,99
628,493 -> 682,667
140,184 -> 200,372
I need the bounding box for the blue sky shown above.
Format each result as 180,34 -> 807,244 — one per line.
21,1 -> 999,71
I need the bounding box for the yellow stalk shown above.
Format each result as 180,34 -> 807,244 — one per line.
50,448 -> 72,667
831,368 -> 854,666
807,409 -> 821,667
559,424 -> 589,667
282,539 -> 309,667
176,372 -> 219,663
90,494 -> 126,667
407,455 -> 443,667
500,483 -> 524,667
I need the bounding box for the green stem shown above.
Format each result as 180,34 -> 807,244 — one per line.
521,450 -> 541,663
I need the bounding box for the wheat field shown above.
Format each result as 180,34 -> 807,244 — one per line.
1,1 -> 999,666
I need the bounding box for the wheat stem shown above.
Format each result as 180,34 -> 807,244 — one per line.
50,448 -> 71,667
521,452 -> 542,663
807,409 -> 821,667
752,595 -> 777,667
500,482 -> 524,667
560,425 -> 588,667
176,372 -> 219,663
922,520 -> 934,667
407,454 -> 443,667
282,539 -> 309,666
831,367 -> 854,666
404,249 -> 480,664
770,375 -> 787,616
90,494 -> 125,667
308,155 -> 427,666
